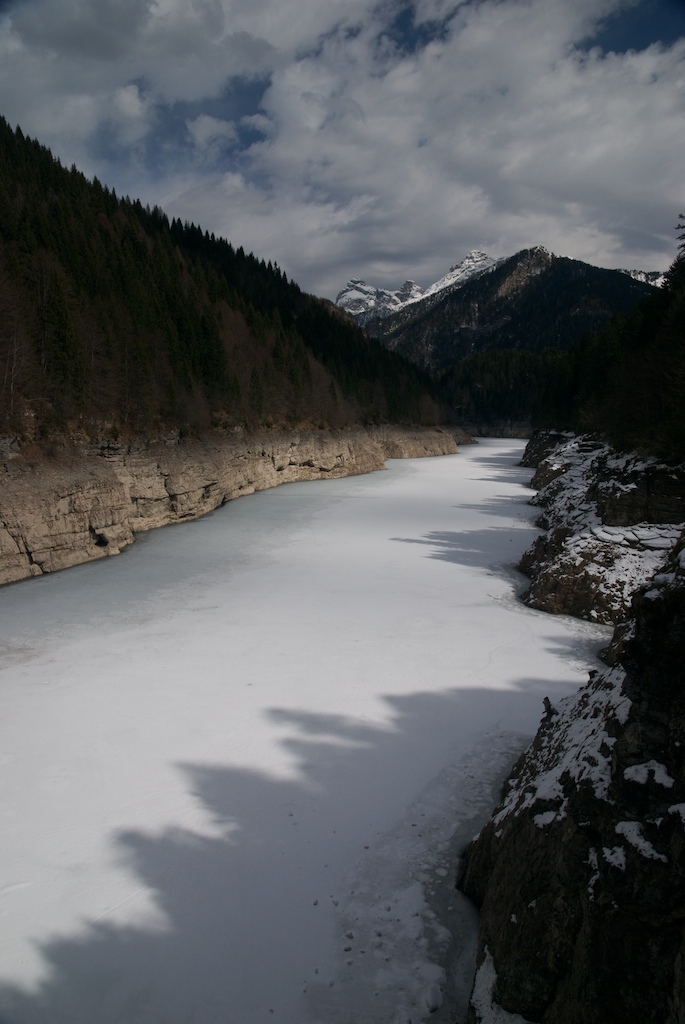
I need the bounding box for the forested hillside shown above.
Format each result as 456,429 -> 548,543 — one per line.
440,249 -> 683,454
567,250 -> 684,457
354,242 -> 672,444
439,347 -> 572,433
0,117 -> 447,439
365,246 -> 655,372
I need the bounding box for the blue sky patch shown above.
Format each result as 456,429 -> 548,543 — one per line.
89,76 -> 270,180
379,2 -> 453,56
582,0 -> 685,53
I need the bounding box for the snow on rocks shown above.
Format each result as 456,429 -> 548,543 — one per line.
615,821 -> 668,863
623,760 -> 675,788
490,664 -> 630,829
334,277 -> 424,322
520,434 -> 685,623
459,473 -> 685,1024
602,845 -> 626,870
470,949 -> 534,1024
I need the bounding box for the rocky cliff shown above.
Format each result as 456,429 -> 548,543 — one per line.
0,426 -> 467,587
520,433 -> 685,624
458,432 -> 685,1023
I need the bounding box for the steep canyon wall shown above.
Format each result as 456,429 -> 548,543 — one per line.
0,426 -> 466,587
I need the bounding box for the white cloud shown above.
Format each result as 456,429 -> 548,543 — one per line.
222,170 -> 246,192
239,112 -> 275,137
187,113 -> 238,149
0,0 -> 683,295
114,83 -> 146,119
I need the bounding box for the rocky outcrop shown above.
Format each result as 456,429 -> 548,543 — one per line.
457,430 -> 685,1023
519,431 -> 572,470
0,426 -> 467,587
459,538 -> 685,1024
519,434 -> 685,623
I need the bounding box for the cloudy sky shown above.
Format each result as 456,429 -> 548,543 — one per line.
0,0 -> 683,298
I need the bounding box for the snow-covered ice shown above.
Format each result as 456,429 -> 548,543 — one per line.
0,440 -> 609,1024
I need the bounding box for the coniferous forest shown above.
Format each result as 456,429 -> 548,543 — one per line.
0,113 -> 682,460
567,248 -> 685,458
439,245 -> 684,458
0,116 -> 447,439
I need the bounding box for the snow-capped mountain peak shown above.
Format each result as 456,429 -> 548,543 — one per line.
619,268 -> 667,288
335,247 -> 664,328
334,277 -> 425,320
396,279 -> 423,302
419,250 -> 502,301
335,250 -> 502,324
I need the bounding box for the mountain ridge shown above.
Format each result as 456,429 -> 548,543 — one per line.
336,247 -> 666,328
337,247 -> 661,376
336,249 -> 504,325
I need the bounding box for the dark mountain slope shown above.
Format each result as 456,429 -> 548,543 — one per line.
439,347 -> 573,435
440,255 -> 684,444
569,253 -> 685,459
0,117 -> 448,439
365,246 -> 655,374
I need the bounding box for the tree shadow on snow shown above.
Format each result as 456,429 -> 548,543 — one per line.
450,493 -> 537,521
390,527 -> 534,579
463,445 -> 533,485
0,683 -> 565,1024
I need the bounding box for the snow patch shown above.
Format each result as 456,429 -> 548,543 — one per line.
615,821 -> 667,863
602,846 -> 626,870
532,809 -> 561,829
618,268 -> 667,288
623,760 -> 675,788
471,949 -> 535,1024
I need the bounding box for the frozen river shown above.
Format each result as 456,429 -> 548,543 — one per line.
0,440 -> 608,1024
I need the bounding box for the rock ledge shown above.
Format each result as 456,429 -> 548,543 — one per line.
519,433 -> 685,623
0,425 -> 465,587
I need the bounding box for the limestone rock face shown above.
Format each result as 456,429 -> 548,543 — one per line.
459,541 -> 685,1024
0,426 -> 462,587
519,434 -> 685,624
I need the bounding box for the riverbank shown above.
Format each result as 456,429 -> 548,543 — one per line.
0,424 -> 469,587
459,432 -> 685,1024
0,441 -> 603,1024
